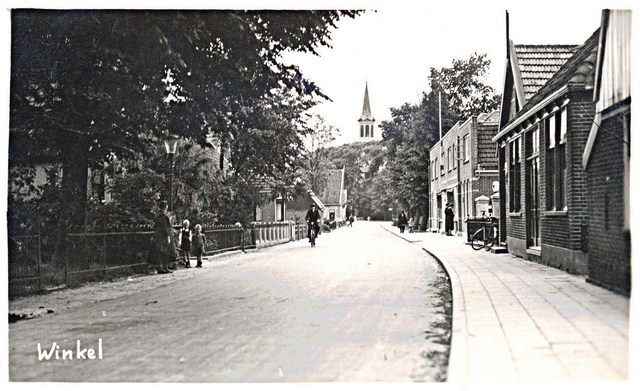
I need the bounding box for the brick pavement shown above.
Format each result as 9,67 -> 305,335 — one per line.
381,223 -> 629,382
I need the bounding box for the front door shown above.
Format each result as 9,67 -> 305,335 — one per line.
526,127 -> 540,247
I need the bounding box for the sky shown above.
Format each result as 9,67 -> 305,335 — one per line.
281,0 -> 635,146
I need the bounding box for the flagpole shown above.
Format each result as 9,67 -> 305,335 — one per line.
439,90 -> 442,141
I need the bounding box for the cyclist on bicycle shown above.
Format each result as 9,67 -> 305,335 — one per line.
305,203 -> 321,243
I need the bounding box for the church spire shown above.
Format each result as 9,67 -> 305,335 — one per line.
360,82 -> 373,121
357,82 -> 375,141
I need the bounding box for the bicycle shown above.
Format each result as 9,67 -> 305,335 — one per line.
308,222 -> 318,247
471,217 -> 498,251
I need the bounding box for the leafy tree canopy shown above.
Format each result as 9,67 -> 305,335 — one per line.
379,53 -> 500,223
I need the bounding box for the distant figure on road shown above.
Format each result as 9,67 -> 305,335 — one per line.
153,200 -> 175,274
398,211 -> 408,234
178,219 -> 192,268
445,203 -> 454,236
192,224 -> 206,268
305,204 -> 321,242
407,217 -> 414,233
348,215 -> 354,227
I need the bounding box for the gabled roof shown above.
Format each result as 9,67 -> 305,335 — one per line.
519,30 -> 599,116
321,168 -> 345,205
494,29 -> 600,142
478,110 -> 500,125
308,190 -> 325,210
513,44 -> 579,102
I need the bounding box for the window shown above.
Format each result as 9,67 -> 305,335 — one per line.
453,142 -> 458,169
447,147 -> 452,171
463,134 -> 470,162
276,198 -> 285,221
360,125 -> 364,137
440,153 -> 445,175
546,108 -> 567,211
509,137 -> 521,212
433,158 -> 438,178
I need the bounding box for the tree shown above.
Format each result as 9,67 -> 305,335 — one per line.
325,140 -> 390,219
9,10 -> 361,260
381,53 -> 500,228
299,115 -> 339,195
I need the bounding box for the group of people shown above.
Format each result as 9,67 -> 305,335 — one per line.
396,211 -> 414,234
153,200 -> 207,274
397,203 -> 455,235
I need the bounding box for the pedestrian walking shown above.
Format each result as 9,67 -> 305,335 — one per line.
398,211 -> 408,234
192,224 -> 206,268
445,203 -> 454,236
153,200 -> 175,274
178,219 -> 192,268
408,217 -> 414,233
348,215 -> 355,227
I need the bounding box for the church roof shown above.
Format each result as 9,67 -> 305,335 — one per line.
359,82 -> 374,121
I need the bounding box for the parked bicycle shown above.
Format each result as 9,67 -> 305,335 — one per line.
471,216 -> 498,251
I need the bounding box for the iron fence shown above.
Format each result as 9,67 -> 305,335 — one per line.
65,230 -> 154,285
8,235 -> 42,296
9,221 -> 307,295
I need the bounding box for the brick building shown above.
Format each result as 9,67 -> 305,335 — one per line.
581,10 -> 631,295
493,19 -> 599,274
428,111 -> 500,234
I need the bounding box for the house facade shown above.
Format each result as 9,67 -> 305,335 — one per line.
428,111 -> 500,234
581,10 -> 631,295
493,24 -> 600,274
321,167 -> 348,223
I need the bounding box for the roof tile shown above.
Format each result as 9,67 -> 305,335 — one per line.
514,44 -> 578,100
321,169 -> 344,205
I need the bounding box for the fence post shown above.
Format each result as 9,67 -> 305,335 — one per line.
103,235 -> 107,280
37,235 -> 43,292
64,236 -> 69,286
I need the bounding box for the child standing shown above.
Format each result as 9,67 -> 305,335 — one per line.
178,219 -> 192,268
192,224 -> 207,268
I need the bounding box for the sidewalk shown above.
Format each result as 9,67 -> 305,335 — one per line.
381,223 -> 629,382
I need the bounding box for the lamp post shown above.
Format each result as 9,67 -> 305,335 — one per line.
163,134 -> 179,212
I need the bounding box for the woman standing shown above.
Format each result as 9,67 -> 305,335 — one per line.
445,204 -> 455,236
398,211 -> 408,234
153,200 -> 175,274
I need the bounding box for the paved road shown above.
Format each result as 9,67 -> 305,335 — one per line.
9,222 -> 449,382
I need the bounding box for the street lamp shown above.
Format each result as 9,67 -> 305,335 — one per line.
163,134 -> 179,212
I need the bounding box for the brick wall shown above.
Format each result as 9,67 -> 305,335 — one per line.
537,92 -> 592,251
586,114 -> 631,295
477,123 -> 499,170
566,91 -> 592,250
